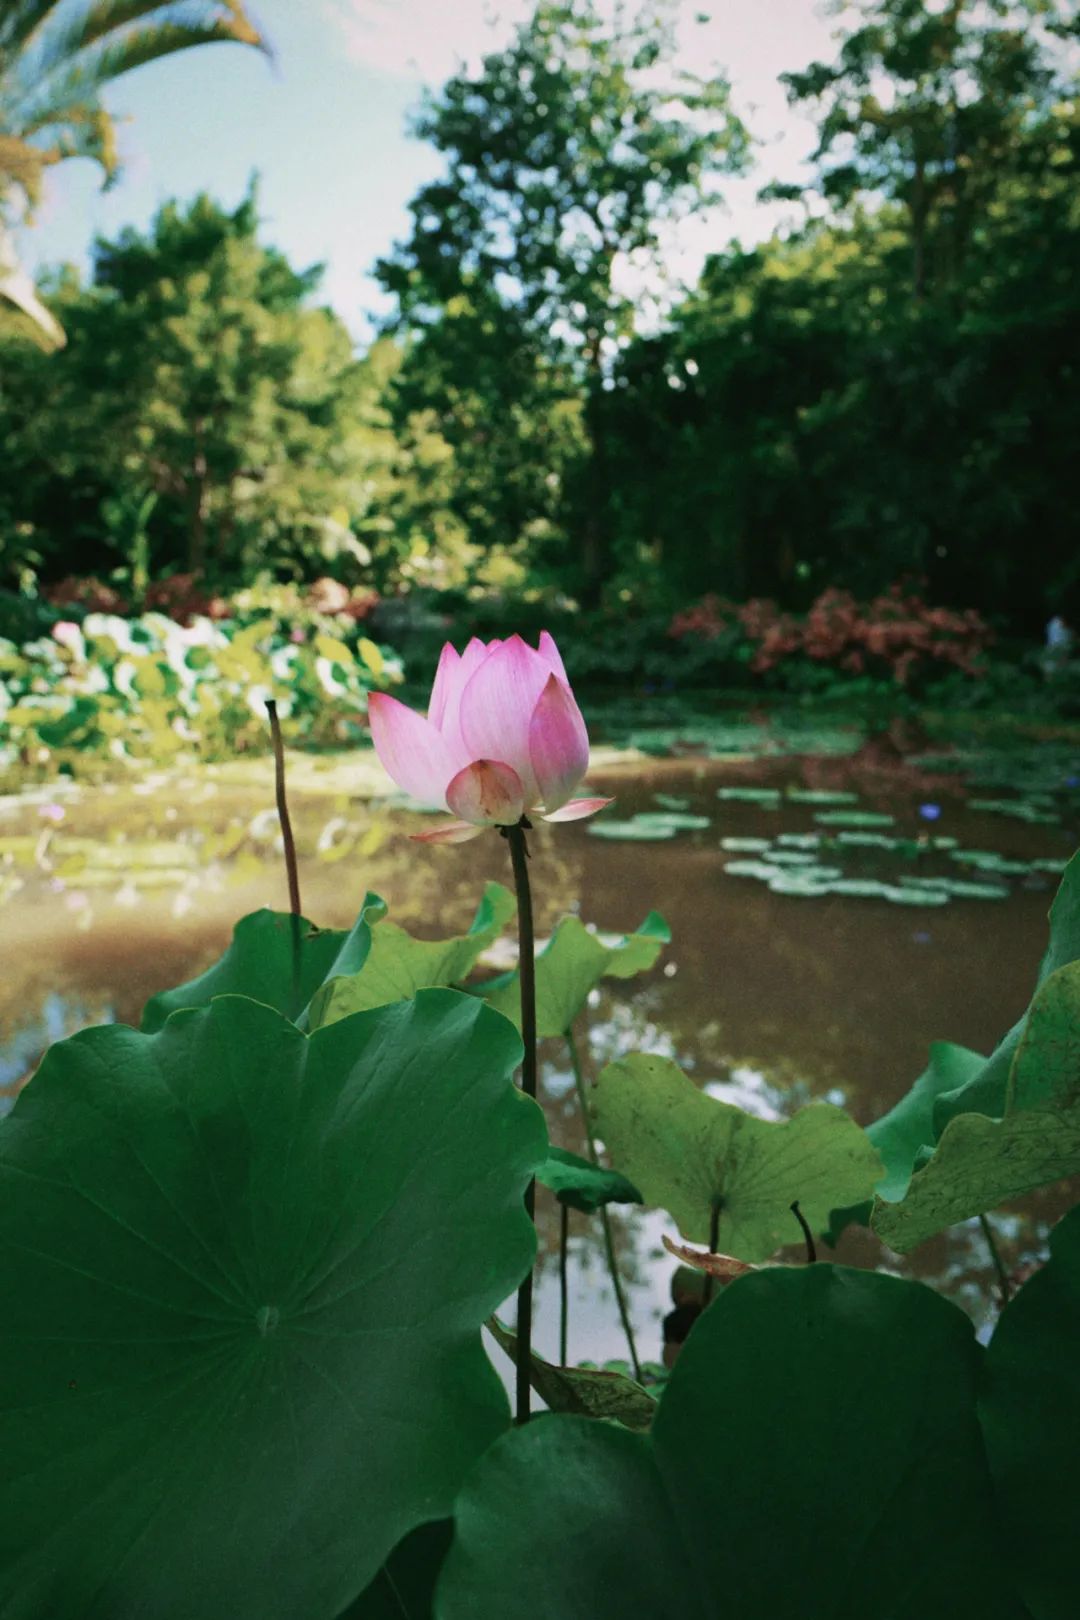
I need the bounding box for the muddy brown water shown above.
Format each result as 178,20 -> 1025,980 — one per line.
2,740 -> 1078,1366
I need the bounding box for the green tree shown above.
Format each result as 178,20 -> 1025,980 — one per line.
0,0 -> 264,345
600,0 -> 1080,625
780,0 -> 1077,299
0,190 -> 396,583
378,0 -> 748,602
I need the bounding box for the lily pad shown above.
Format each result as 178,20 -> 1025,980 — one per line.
0,991 -> 545,1620
940,879 -> 1010,900
827,878 -> 892,898
630,812 -> 711,831
883,886 -> 950,907
437,1268 -> 1028,1620
587,820 -> 676,842
537,1146 -> 643,1213
652,794 -> 690,811
834,831 -> 898,850
716,787 -> 781,805
776,832 -> 822,849
723,858 -> 785,880
481,912 -> 670,1039
814,810 -> 896,829
766,875 -> 829,897
591,1053 -> 881,1261
308,884 -> 514,1028
784,788 -> 859,805
967,798 -> 1059,825
719,837 -> 772,852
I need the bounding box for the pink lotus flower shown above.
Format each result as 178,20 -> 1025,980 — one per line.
368,632 -> 611,842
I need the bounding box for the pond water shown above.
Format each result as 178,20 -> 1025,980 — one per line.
3,711 -> 1079,1371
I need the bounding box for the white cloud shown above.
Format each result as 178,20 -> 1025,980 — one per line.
326,0 -> 837,103
323,0 -> 532,83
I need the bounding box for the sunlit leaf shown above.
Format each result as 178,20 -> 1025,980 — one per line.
592,1053 -> 882,1260
308,884 -> 514,1028
873,963 -> 1080,1251
481,912 -> 670,1038
828,1042 -> 984,1243
933,851 -> 1080,1133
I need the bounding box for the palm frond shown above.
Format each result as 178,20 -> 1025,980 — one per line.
0,218 -> 65,347
23,1 -> 264,80
0,2 -> 59,56
5,5 -> 266,173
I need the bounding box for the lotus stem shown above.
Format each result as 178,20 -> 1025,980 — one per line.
978,1212 -> 1011,1305
504,819 -> 537,1423
559,1200 -> 569,1366
701,1197 -> 723,1311
565,1023 -> 643,1381
790,1200 -> 817,1265
266,699 -> 301,1015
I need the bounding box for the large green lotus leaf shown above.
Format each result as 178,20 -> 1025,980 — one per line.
141,897 -> 385,1032
0,990 -> 545,1620
592,1054 -> 882,1261
309,883 -> 514,1028
874,963 -> 1080,1251
485,1318 -> 657,1431
981,1205 -> 1080,1620
933,852 -> 1080,1133
828,1040 -> 985,1242
481,912 -> 670,1038
437,1267 -> 1029,1619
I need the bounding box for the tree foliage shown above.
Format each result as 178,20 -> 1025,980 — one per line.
0,190 -> 399,581
376,0 -> 748,599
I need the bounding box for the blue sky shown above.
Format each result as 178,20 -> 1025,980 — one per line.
20,0 -> 837,341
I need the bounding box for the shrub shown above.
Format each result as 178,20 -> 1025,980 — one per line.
0,608 -> 403,783
670,586 -> 992,692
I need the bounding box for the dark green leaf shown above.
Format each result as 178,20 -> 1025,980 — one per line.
981,1205 -> 1080,1620
336,1521 -> 451,1619
141,904 -> 381,1032
0,991 -> 544,1619
438,1268 -> 1029,1619
537,1145 -> 642,1213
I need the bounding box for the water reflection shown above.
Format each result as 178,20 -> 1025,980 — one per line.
2,744 -> 1078,1362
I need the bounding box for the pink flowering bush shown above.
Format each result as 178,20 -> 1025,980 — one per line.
669,586 -> 991,690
